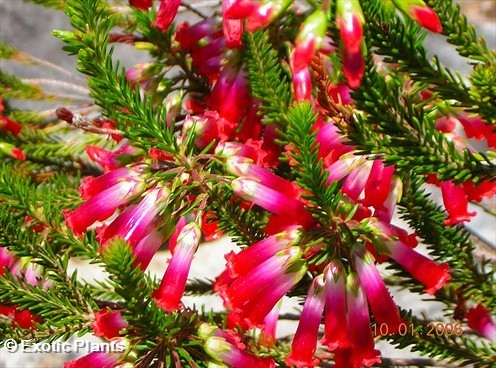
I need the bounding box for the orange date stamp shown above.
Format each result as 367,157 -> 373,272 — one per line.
372,322 -> 463,337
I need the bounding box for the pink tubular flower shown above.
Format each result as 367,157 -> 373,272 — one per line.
260,301 -> 280,346
316,121 -> 354,167
91,308 -> 128,340
85,144 -> 136,172
221,247 -> 300,309
226,156 -> 301,198
466,304 -> 496,343
204,335 -> 275,368
386,240 -> 451,295
152,223 -> 201,311
63,178 -> 145,236
292,62 -> 312,101
0,247 -> 17,275
322,261 -> 349,351
221,247 -> 307,328
132,228 -> 167,269
231,177 -> 313,228
97,186 -> 169,248
346,273 -> 382,367
440,180 -> 476,225
286,275 -> 326,368
153,0 -> 181,31
354,248 -> 404,333
79,167 -> 141,200
63,351 -> 122,368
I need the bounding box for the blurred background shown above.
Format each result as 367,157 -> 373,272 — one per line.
0,1 -> 494,367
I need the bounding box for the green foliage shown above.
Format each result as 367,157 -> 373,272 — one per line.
209,186 -> 267,246
399,175 -> 495,307
56,0 -> 179,154
245,30 -> 292,125
350,55 -> 496,183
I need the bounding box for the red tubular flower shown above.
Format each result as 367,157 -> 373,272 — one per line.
336,0 -> 365,54
362,160 -> 395,210
0,116 -> 22,136
129,0 -> 153,10
354,248 -> 404,333
63,178 -> 145,236
458,114 -> 496,148
153,223 -> 201,311
91,308 -> 128,340
292,10 -> 327,72
466,304 -> 496,343
183,111 -> 238,149
409,4 -> 442,33
440,180 -> 476,225
322,261 -> 349,351
245,0 -> 291,32
463,179 -> 496,202
0,142 -> 25,160
152,0 -> 181,31
63,351 -> 123,368
286,275 -> 326,368
375,175 -> 402,222
342,46 -> 364,89
386,240 -> 451,295
224,228 -> 301,278
223,0 -> 243,48
393,0 -> 442,33
176,19 -> 218,51
209,65 -> 249,122
346,273 -> 382,367
13,308 -> 41,329
224,0 -> 259,19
